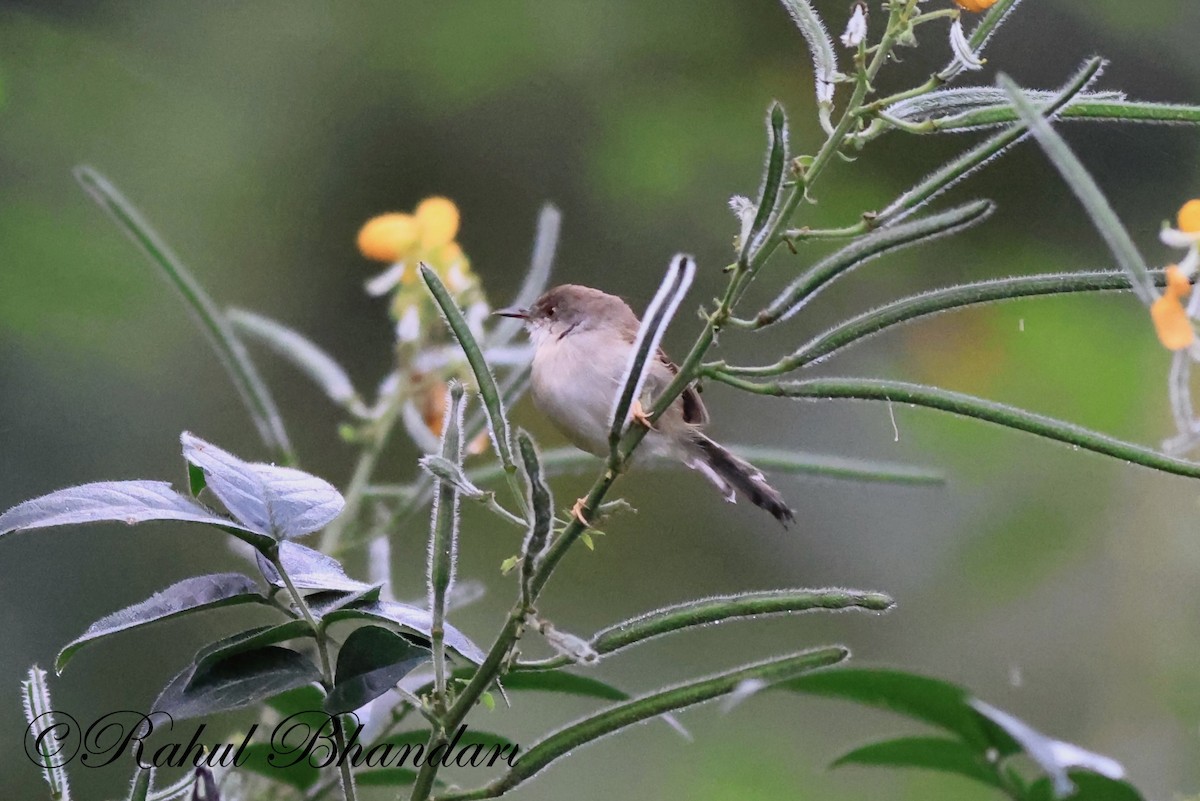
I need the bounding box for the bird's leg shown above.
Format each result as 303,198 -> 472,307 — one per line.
631,399 -> 656,430
570,497 -> 591,527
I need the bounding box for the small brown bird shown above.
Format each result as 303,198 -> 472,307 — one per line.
496,284 -> 794,525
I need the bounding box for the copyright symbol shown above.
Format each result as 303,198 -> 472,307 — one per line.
24,711 -> 80,768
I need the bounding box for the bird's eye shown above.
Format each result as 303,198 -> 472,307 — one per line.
547,307 -> 556,318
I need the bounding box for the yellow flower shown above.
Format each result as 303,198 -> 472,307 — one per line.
954,0 -> 998,11
357,213 -> 420,263
1151,264 -> 1194,351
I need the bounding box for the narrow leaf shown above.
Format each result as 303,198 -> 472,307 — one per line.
754,201 -> 994,328
590,588 -> 893,657
421,265 -> 516,471
124,767 -> 153,801
488,203 -> 562,346
714,374 -> 1200,480
74,166 -> 292,462
325,626 -> 430,714
886,88 -> 1125,126
1027,772 -> 1145,801
499,670 -> 629,702
778,0 -> 840,106
517,431 -> 554,606
610,254 -> 696,448
182,432 -> 344,539
57,573 -> 266,673
740,103 -> 788,268
877,58 -> 1103,226
999,74 -> 1156,304
832,736 -> 1000,788
227,308 -> 363,410
22,665 -> 72,801
746,269 -> 1167,373
0,480 -> 271,550
480,648 -> 848,795
726,446 -> 943,485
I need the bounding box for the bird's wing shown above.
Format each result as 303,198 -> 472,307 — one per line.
657,348 -> 708,426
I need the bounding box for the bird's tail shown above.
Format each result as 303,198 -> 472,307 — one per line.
684,434 -> 795,526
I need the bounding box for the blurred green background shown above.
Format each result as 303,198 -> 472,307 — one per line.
3,1 -> 1200,798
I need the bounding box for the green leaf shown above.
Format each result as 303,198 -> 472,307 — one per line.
73,166 -> 293,462
56,573 -> 266,673
124,766 -> 153,801
740,102 -> 788,267
420,265 -> 517,471
711,375 -> 1200,480
187,463 -> 207,498
154,645 -> 322,721
257,542 -> 373,593
181,432 -> 344,539
751,200 -> 994,329
236,742 -> 320,790
1027,772 -> 1145,801
832,735 -> 1000,788
355,768 -> 425,787
517,430 -> 553,606
194,621 -> 315,674
782,667 -> 1015,754
609,254 -> 695,451
590,588 -> 893,657
479,647 -> 848,796
227,307 -> 363,411
936,100 -> 1200,132
324,626 -> 431,714
265,685 -> 326,719
999,74 -> 1156,305
323,600 -> 486,665
0,480 -> 272,551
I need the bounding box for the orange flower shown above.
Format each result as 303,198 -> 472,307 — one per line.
421,379 -> 489,455
1177,199 -> 1200,235
1151,265 -> 1195,351
954,0 -> 998,11
357,213 -> 419,263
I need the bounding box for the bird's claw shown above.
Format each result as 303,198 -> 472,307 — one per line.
631,400 -> 656,430
571,497 -> 591,527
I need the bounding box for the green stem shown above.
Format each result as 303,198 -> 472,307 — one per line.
270,551 -> 358,801
706,374 -> 1200,480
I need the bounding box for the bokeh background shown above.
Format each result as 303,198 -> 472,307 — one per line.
3,1 -> 1200,798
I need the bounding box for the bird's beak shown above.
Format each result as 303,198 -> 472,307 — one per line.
492,306 -> 529,320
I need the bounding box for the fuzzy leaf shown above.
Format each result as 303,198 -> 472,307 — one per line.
324,626 -> 431,714
56,573 -> 266,673
154,645 -> 322,721
181,432 -> 344,539
0,479 -> 272,550
236,743 -> 320,790
256,542 -> 372,593
323,600 -> 486,665
195,621 -> 315,675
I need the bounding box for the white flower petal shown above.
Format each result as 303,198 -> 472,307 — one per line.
365,261 -> 407,296
949,19 -> 984,72
395,305 -> 421,343
840,4 -> 867,48
1161,227 -> 1200,249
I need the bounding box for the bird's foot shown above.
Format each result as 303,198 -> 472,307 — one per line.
631,400 -> 656,430
571,497 -> 591,527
